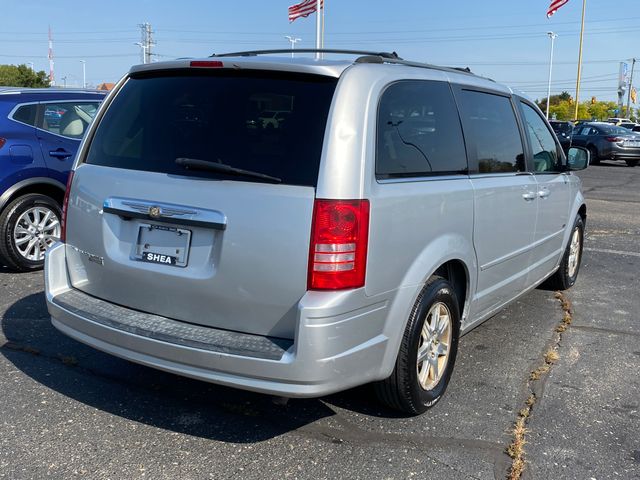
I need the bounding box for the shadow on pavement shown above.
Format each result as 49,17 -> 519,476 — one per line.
1,292 -> 405,444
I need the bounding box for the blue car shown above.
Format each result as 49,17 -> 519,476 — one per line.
0,88 -> 106,271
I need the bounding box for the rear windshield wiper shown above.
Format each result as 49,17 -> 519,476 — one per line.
175,157 -> 282,183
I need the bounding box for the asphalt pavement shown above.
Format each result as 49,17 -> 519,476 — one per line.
0,161 -> 638,480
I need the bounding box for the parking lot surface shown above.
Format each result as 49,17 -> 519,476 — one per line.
1,162 -> 638,479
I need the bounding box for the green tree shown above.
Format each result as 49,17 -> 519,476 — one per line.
0,64 -> 50,88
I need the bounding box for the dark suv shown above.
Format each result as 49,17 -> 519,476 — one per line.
549,120 -> 573,154
0,88 -> 106,270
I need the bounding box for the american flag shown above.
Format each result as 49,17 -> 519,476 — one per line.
547,0 -> 569,18
288,0 -> 323,22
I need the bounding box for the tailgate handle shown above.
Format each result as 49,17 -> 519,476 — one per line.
103,198 -> 227,231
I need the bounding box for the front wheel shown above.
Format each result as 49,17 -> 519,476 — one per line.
546,215 -> 584,290
588,146 -> 600,165
375,276 -> 460,415
0,194 -> 62,271
625,159 -> 638,167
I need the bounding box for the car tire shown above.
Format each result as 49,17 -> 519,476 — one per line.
0,194 -> 62,272
588,146 -> 600,165
546,215 -> 584,291
625,159 -> 638,167
375,276 -> 460,415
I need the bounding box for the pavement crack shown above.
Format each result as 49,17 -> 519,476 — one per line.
570,324 -> 640,338
505,291 -> 573,480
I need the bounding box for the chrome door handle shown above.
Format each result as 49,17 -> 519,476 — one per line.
538,189 -> 551,198
522,192 -> 537,201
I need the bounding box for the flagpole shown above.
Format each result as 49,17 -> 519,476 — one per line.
546,32 -> 557,119
316,0 -> 321,59
573,0 -> 586,120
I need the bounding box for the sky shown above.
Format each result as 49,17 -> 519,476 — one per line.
3,0 -> 639,103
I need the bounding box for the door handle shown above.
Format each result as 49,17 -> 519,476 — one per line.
522,192 -> 537,201
538,189 -> 551,198
49,148 -> 72,159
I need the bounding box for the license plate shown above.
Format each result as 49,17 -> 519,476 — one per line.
625,141 -> 640,147
135,224 -> 191,267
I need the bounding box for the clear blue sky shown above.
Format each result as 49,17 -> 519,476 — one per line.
4,0 -> 639,102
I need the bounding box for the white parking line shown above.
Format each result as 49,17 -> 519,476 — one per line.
584,247 -> 640,258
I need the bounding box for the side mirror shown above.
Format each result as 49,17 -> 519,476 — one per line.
567,146 -> 589,170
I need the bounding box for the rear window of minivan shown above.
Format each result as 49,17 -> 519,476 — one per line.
84,70 -> 337,187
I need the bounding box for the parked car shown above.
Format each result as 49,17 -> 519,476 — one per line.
0,88 -> 106,270
571,122 -> 640,166
45,51 -> 589,415
606,117 -> 632,125
619,122 -> 639,130
549,120 -> 573,153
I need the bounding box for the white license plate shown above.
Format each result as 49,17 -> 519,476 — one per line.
135,224 -> 191,267
624,141 -> 640,147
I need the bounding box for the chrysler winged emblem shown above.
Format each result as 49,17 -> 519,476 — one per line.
148,206 -> 162,218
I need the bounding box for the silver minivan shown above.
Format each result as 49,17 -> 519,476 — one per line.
45,51 -> 589,414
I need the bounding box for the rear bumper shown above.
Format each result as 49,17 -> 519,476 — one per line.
601,144 -> 640,160
45,243 -> 405,397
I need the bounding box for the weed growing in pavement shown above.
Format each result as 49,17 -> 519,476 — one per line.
506,291 -> 574,480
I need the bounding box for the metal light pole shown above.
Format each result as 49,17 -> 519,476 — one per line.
285,36 -> 301,58
80,60 -> 86,88
134,42 -> 148,64
545,32 -> 557,119
27,62 -> 34,71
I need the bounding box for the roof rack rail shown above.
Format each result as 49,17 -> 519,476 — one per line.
210,49 -> 491,82
211,49 -> 402,59
355,55 -> 492,81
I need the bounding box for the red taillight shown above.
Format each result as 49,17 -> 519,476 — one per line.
605,136 -> 623,142
60,171 -> 74,243
190,60 -> 224,68
0,137 -> 6,149
308,199 -> 370,290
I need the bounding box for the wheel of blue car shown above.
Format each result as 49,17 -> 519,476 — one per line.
588,146 -> 600,165
375,276 -> 460,415
626,159 -> 638,167
0,194 -> 61,272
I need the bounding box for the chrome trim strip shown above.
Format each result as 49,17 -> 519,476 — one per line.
102,197 -> 227,230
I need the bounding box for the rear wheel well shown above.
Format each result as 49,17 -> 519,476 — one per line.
433,260 -> 468,319
2,184 -> 65,212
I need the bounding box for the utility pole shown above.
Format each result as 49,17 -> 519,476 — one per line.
284,36 -> 301,58
626,58 -> 636,118
136,22 -> 155,64
27,62 -> 34,71
80,60 -> 86,88
545,32 -> 557,119
61,76 -> 67,88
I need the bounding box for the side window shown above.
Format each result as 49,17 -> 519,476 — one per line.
376,80 -> 467,177
520,102 -> 560,173
457,90 -> 525,173
11,104 -> 37,126
40,101 -> 100,139
581,127 -> 592,136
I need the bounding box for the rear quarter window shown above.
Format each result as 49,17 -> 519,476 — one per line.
84,70 -> 337,187
376,80 -> 468,178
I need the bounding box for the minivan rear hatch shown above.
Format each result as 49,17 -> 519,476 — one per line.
64,67 -> 338,339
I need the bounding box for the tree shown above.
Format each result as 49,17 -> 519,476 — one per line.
0,64 -> 50,88
536,91 -> 573,111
